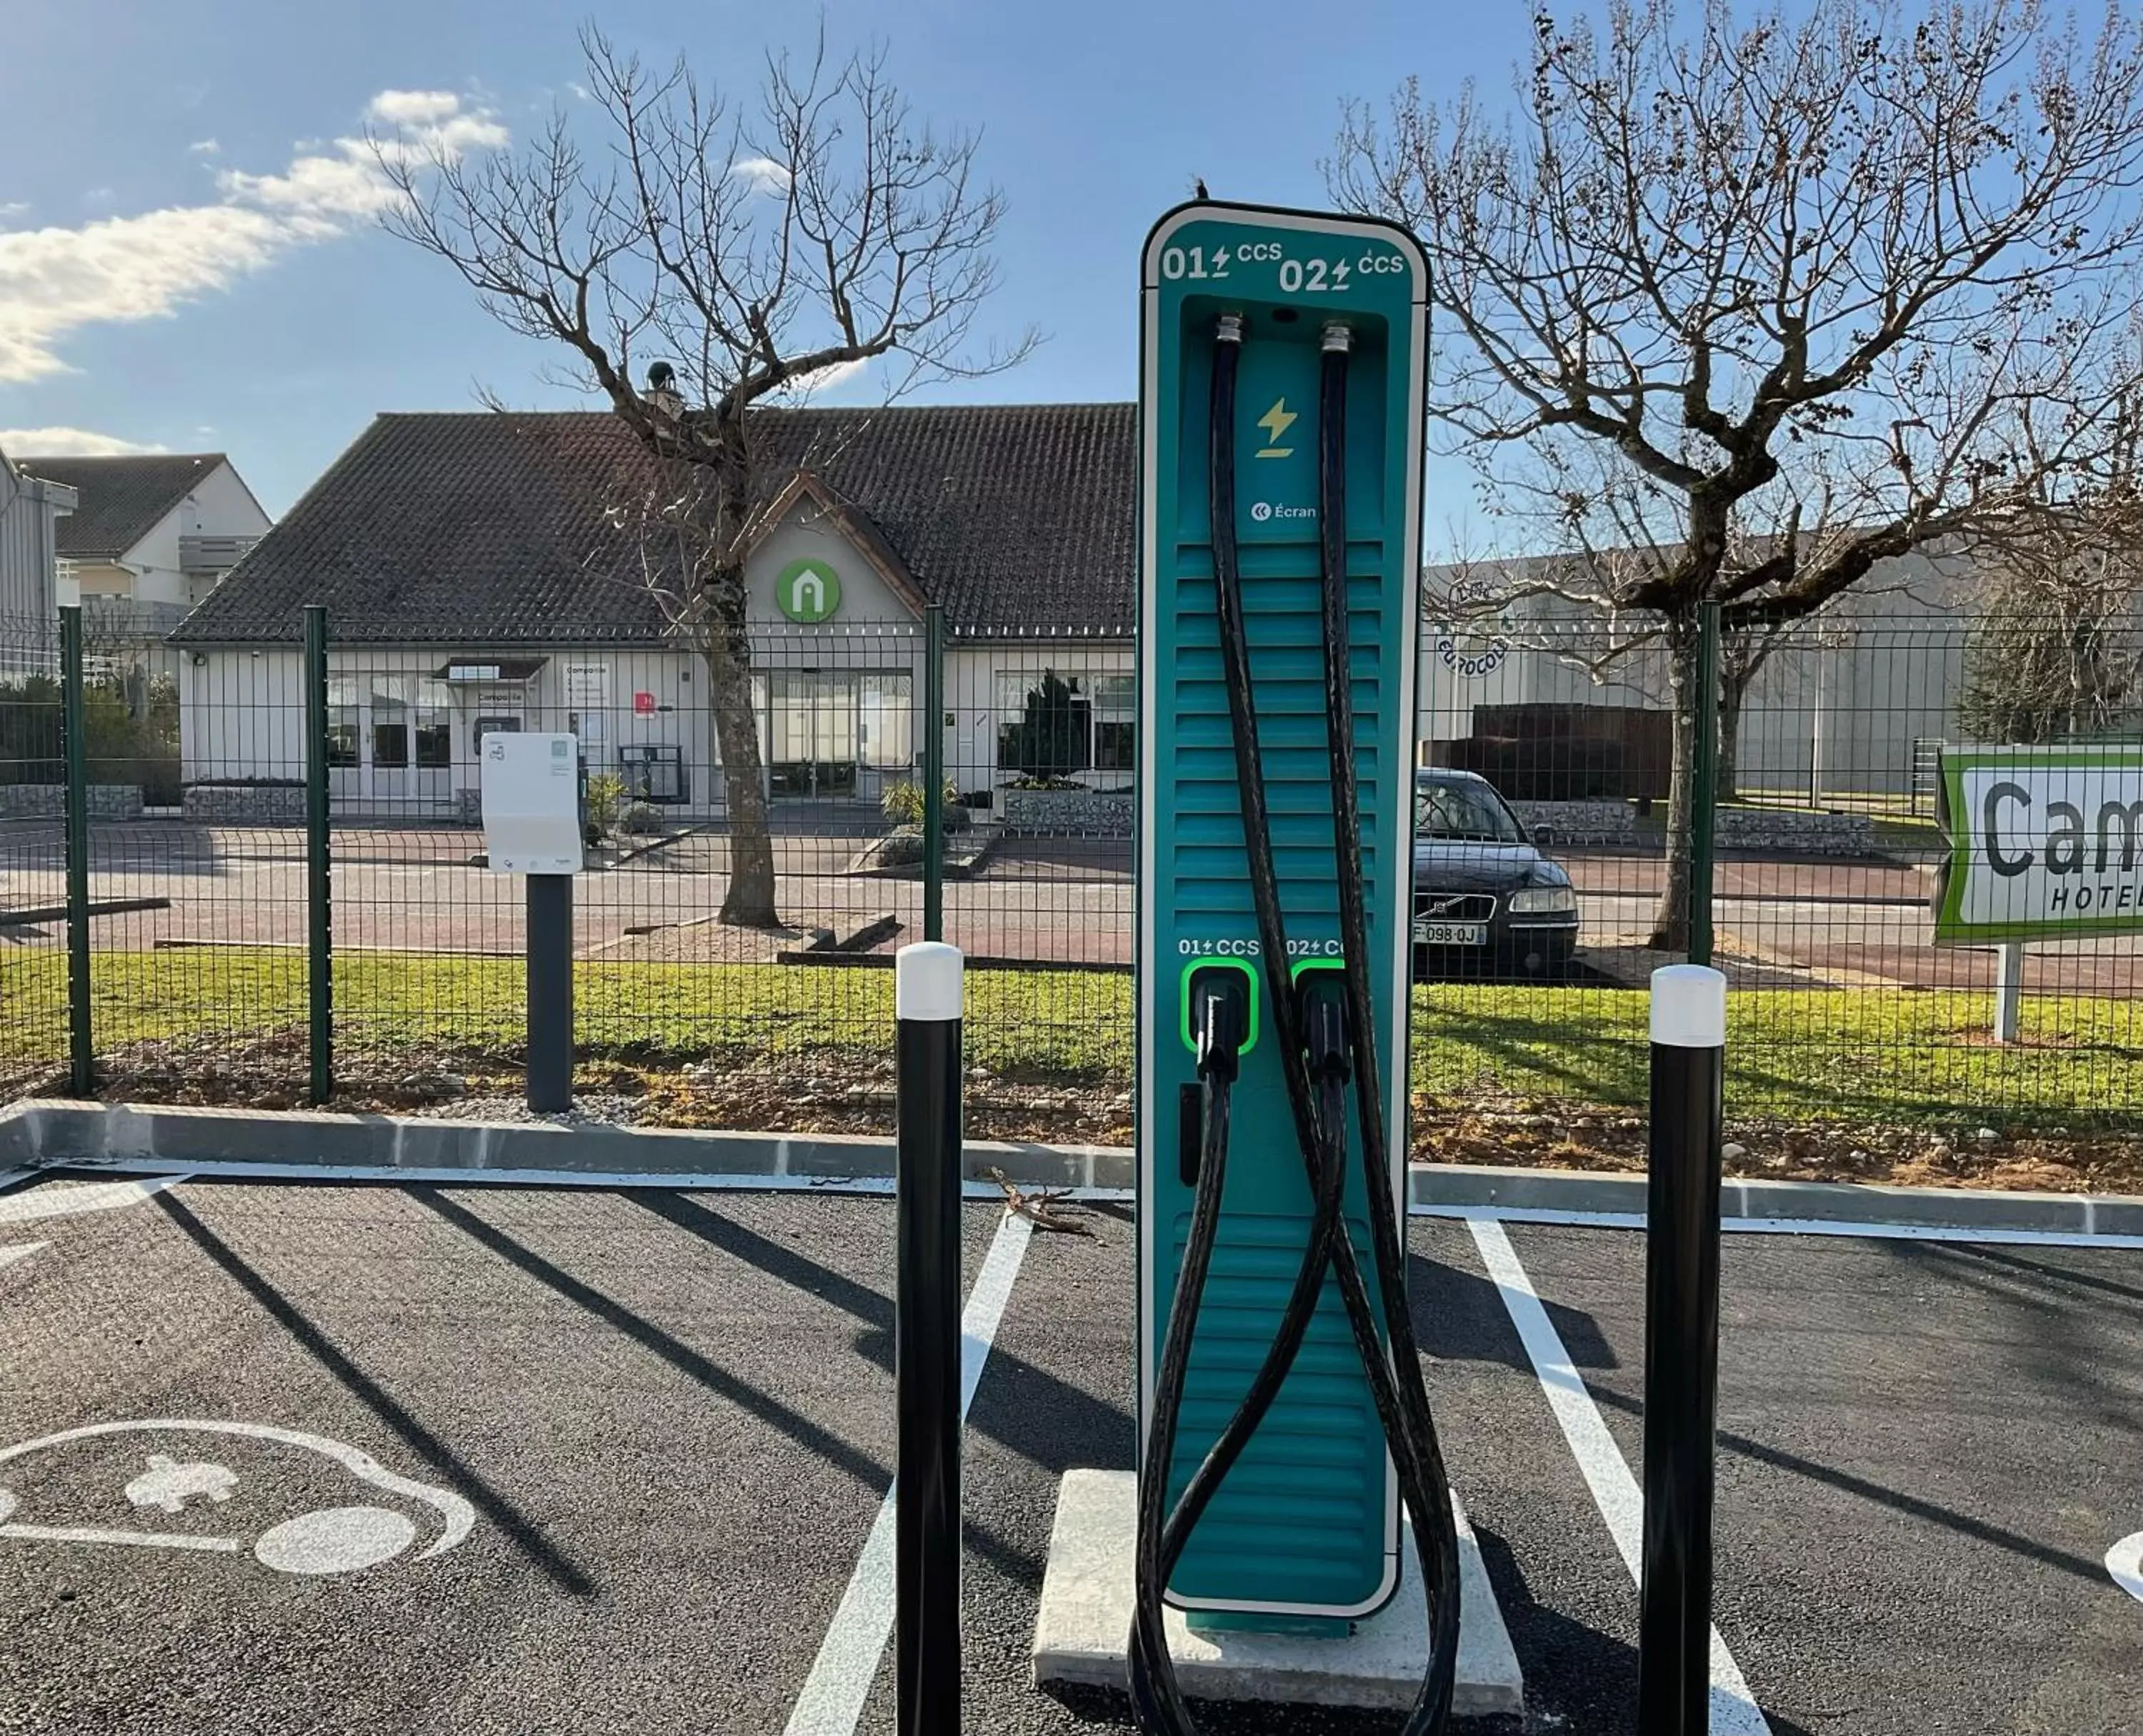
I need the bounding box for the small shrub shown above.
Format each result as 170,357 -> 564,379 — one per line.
583,770 -> 627,837
881,777 -> 958,827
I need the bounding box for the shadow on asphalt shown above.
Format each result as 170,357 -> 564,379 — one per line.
154,1187 -> 597,1595
1582,1382 -> 2109,1586
408,1185 -> 1050,1587
1471,1526 -> 1818,1736
1927,1240 -> 2143,1309
637,1191 -> 1132,1482
411,1186 -> 894,1491
1409,1252 -> 1621,1375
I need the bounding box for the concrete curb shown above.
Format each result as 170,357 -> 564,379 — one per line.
3,1102 -> 2138,1237
1407,1161 -> 2143,1237
0,1100 -> 1132,1192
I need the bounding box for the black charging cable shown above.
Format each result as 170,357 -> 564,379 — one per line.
1127,315 -> 1460,1736
1316,322 -> 1462,1727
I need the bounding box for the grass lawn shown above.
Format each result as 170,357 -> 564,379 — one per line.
3,949 -> 2141,1128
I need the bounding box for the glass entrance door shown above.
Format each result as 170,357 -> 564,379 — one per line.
766,671 -> 859,798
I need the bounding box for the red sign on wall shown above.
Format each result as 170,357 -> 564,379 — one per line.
633,691 -> 656,715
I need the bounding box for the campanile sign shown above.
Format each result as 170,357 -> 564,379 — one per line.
775,557 -> 843,624
1934,745 -> 2143,942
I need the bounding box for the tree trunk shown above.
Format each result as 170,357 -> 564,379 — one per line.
1717,657 -> 1753,805
1647,614 -> 1701,952
703,631 -> 781,928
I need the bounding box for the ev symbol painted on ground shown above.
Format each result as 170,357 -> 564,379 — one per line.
0,1420 -> 476,1577
2109,1530 -> 2143,1607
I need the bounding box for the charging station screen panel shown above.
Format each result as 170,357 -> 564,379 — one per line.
1137,205 -> 1428,1619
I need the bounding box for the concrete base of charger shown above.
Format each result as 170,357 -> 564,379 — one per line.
1030,1469 -> 1523,1718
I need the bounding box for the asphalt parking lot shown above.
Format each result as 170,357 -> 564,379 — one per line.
2,1170 -> 2139,1734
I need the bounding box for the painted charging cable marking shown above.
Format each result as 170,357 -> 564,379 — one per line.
2108,1531 -> 2143,1605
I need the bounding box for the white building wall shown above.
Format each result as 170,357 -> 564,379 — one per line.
181,649 -> 306,784
120,462 -> 272,610
0,462 -> 72,642
1418,547 -> 1982,799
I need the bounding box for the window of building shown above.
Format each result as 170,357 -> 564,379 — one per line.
994,668 -> 1134,778
414,681 -> 453,768
858,672 -> 914,772
1090,672 -> 1136,772
369,677 -> 409,769
369,676 -> 453,770
326,677 -> 359,769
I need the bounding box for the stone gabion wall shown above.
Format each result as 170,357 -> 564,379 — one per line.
0,784 -> 144,822
1716,809 -> 1875,853
1000,787 -> 1136,836
180,784 -> 307,824
1509,797 -> 1875,854
1510,799 -> 1636,842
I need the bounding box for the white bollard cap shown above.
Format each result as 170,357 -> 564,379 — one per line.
896,942 -> 964,1022
1650,964 -> 1727,1048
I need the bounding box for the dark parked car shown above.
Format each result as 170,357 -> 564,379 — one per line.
1412,769 -> 1579,979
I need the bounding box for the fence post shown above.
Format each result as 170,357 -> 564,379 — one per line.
304,606 -> 333,1104
922,604 -> 946,943
894,941 -> 964,1735
1993,940 -> 2024,1045
1687,601 -> 1720,967
1637,963 -> 1727,1736
59,606 -> 92,1096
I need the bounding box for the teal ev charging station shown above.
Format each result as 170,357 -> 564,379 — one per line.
1129,201 -> 1460,1732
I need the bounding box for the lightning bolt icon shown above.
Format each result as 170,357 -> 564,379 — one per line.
1255,398 -> 1297,458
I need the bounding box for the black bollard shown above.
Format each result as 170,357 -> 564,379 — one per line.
526,873 -> 574,1113
895,941 -> 964,1735
1637,963 -> 1728,1736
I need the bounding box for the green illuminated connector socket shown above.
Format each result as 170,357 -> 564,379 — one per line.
1179,958 -> 1260,1057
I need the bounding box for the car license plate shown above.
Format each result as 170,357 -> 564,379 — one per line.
1412,920 -> 1489,947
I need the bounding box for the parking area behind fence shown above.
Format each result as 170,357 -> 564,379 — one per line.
4,602 -> 2142,1141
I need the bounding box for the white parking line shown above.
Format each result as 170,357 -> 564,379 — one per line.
1467,1216 -> 1772,1736
0,1175 -> 188,1225
782,1210 -> 1034,1736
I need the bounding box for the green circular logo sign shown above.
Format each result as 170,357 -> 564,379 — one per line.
775,557 -> 842,624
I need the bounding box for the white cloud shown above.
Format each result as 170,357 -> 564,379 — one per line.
0,426 -> 168,457
189,139 -> 221,156
566,80 -> 591,102
731,156 -> 791,195
788,356 -> 869,397
0,91 -> 506,384
365,90 -> 466,129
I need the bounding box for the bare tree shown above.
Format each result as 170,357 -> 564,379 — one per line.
376,26 -> 1035,925
1333,0 -> 2143,947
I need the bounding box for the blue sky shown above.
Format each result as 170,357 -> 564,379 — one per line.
0,0 -> 1537,517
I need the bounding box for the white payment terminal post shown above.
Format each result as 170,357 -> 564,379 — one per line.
479,732 -> 584,875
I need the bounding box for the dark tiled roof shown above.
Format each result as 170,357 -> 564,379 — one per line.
16,454 -> 229,560
174,406 -> 1136,644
